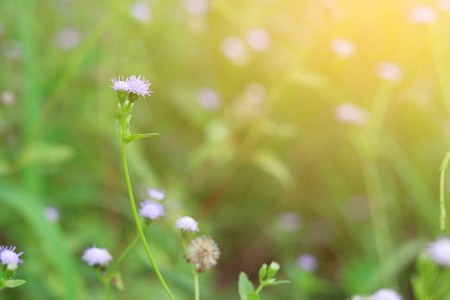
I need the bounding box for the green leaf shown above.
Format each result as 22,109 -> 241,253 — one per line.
3,279 -> 26,288
267,262 -> 280,279
114,119 -> 121,132
21,142 -> 74,167
247,292 -> 260,300
238,272 -> 254,300
125,133 -> 159,144
258,264 -> 267,283
111,272 -> 124,291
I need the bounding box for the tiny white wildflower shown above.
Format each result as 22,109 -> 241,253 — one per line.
176,216 -> 199,232
130,2 -> 152,22
148,187 -> 165,200
277,212 -> 300,231
82,246 -> 112,267
331,38 -> 356,59
198,87 -> 221,111
185,0 -> 209,16
45,206 -> 60,223
55,28 -> 81,50
139,200 -> 165,220
110,76 -> 129,92
296,253 -> 318,272
371,288 -> 402,300
126,74 -> 153,98
0,246 -> 23,265
336,102 -> 368,126
376,62 -> 403,82
247,28 -> 271,51
409,6 -> 438,24
427,238 -> 450,266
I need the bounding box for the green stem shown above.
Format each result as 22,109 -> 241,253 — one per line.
440,152 -> 450,230
255,283 -> 264,294
107,229 -> 142,279
103,280 -> 112,300
121,144 -> 175,300
194,271 -> 200,300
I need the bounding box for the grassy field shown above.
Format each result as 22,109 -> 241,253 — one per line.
1,0 -> 450,299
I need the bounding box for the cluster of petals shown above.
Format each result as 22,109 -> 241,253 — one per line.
82,246 -> 113,266
176,216 -> 199,232
110,75 -> 153,98
139,200 -> 165,220
185,236 -> 220,272
427,237 -> 450,266
0,245 -> 23,265
148,187 -> 165,200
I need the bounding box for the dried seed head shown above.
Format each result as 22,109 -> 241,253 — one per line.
185,236 -> 220,272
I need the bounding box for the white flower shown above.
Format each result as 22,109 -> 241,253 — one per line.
139,200 -> 165,220
427,238 -> 450,266
126,74 -> 153,98
376,62 -> 403,82
55,28 -> 81,50
409,6 -> 437,24
82,246 -> 112,266
130,2 -> 152,22
336,102 -> 368,126
148,187 -> 165,200
296,253 -> 318,272
0,246 -> 23,265
44,206 -> 60,223
331,38 -> 356,59
185,0 -> 209,16
221,36 -> 250,65
110,76 -> 130,92
371,288 -> 402,300
247,29 -> 271,51
176,216 -> 199,232
198,87 -> 221,111
277,212 -> 300,231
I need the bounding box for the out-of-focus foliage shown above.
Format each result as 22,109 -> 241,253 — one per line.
1,0 -> 450,299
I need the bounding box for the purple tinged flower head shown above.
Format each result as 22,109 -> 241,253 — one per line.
148,187 -> 165,200
176,216 -> 199,232
82,246 -> 112,267
296,253 -> 318,272
427,238 -> 450,266
139,200 -> 165,220
110,76 -> 129,92
0,246 -> 23,265
371,288 -> 402,300
126,74 -> 153,99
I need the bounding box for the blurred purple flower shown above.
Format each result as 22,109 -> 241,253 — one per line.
139,200 -> 165,220
176,216 -> 199,232
148,187 -> 165,200
296,253 -> 317,272
82,246 -> 112,266
427,238 -> 450,266
45,206 -> 60,223
198,87 -> 221,111
0,246 -> 23,265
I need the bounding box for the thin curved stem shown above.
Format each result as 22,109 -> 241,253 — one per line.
121,145 -> 175,300
103,280 -> 112,300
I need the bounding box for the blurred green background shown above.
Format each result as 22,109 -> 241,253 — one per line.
1,0 -> 450,299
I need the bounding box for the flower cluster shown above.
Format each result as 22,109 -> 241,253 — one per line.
176,216 -> 199,232
185,236 -> 220,272
0,245 -> 23,266
82,246 -> 113,267
110,74 -> 153,101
